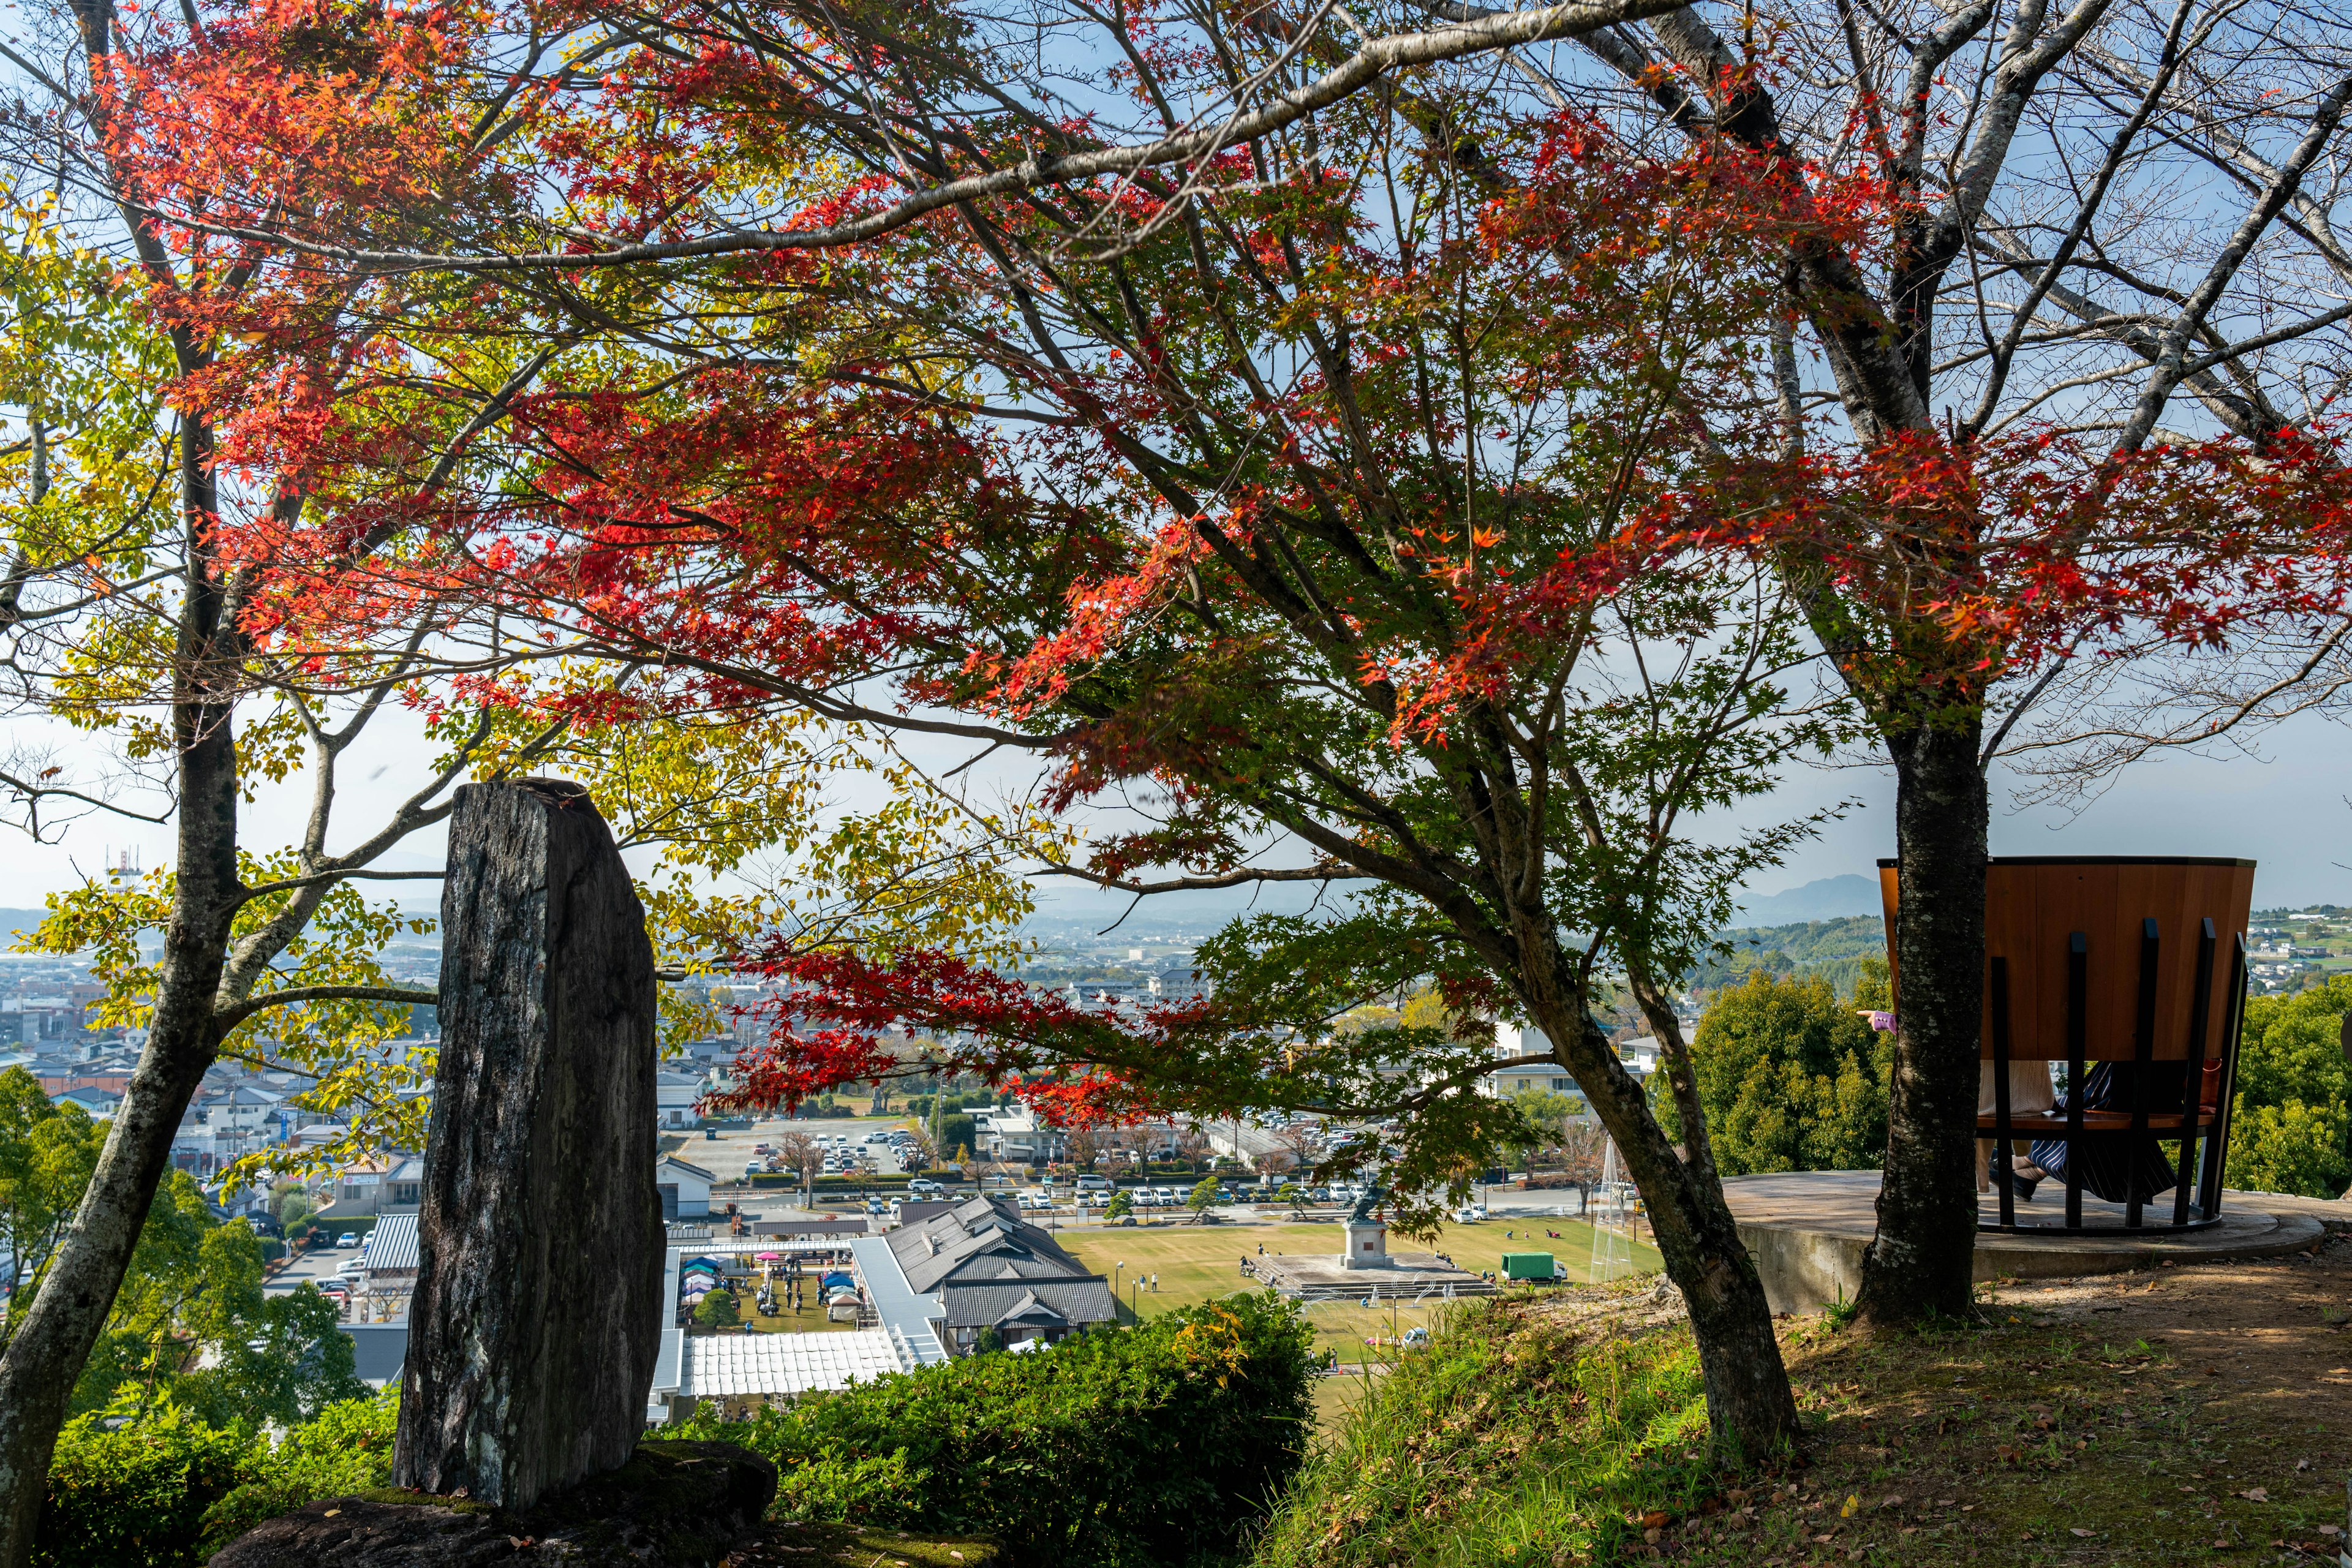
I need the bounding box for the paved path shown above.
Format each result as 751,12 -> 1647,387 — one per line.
1721,1169 -> 2340,1312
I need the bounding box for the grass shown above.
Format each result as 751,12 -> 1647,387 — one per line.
1250,1266 -> 2352,1567
1248,1290 -> 1717,1568
1654,1308 -> 2352,1567
1057,1217 -> 1662,1360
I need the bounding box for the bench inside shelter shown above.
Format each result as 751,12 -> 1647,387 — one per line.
1878,856 -> 2253,1236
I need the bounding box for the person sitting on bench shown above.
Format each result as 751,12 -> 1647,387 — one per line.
1994,1060 -> 2190,1204
1979,1058 -> 2054,1193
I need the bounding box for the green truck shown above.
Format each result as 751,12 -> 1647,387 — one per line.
1501,1251 -> 1561,1282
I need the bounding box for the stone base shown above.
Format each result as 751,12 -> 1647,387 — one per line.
1243,1250 -> 1495,1302
1724,1171 -> 2339,1314
209,1441 -> 773,1567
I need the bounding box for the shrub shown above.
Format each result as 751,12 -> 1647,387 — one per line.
694,1287 -> 740,1327
197,1390 -> 398,1554
681,1292 -> 1316,1567
1249,1297 -> 1715,1567
33,1392 -> 398,1568
36,1412 -> 246,1568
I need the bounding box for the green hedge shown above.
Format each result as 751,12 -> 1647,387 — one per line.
33,1391 -> 398,1568
679,1292 -> 1316,1567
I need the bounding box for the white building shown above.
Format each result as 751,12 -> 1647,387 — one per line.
655,1071 -> 704,1129
973,1106 -> 1063,1164
1485,1027 -> 1659,1095
656,1156 -> 715,1219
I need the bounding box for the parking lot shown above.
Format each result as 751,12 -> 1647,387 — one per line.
679,1113 -> 921,1201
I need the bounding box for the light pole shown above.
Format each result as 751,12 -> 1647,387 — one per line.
1114,1261 -> 1125,1319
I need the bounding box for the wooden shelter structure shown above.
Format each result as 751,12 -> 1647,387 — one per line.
1878,856 -> 2255,1235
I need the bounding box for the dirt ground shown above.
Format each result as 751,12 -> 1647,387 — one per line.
1656,1233 -> 2352,1566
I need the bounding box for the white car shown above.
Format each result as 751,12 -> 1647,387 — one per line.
1454,1205 -> 1490,1223
336,1257 -> 368,1278
907,1178 -> 943,1194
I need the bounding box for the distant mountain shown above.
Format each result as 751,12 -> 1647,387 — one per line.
0,909 -> 49,943
1733,874 -> 1884,924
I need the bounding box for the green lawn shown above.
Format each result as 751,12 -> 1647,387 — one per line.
1057,1218 -> 1660,1361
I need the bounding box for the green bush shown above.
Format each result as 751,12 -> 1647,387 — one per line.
680,1292 -> 1316,1567
33,1392 -> 398,1568
1250,1297 -> 1715,1567
36,1412 -> 247,1568
197,1390 -> 398,1553
2227,977 -> 2352,1199
1650,970 -> 1893,1175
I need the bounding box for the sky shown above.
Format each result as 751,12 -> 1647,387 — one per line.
27,701 -> 2352,927
10,677 -> 2351,927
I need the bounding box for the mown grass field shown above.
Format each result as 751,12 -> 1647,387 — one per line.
1056,1217 -> 1662,1362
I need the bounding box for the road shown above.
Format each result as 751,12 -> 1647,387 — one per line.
265,1232 -> 365,1296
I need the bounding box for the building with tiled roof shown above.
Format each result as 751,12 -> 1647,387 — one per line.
883,1194 -> 1115,1353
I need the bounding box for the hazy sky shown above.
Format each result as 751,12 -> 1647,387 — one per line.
10,690 -> 2348,922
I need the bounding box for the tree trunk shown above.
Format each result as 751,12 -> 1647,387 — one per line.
1544,1005 -> 1802,1458
1854,718 -> 1988,1325
0,424 -> 241,1568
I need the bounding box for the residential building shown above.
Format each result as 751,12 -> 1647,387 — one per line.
655,1071 -> 704,1129
973,1105 -> 1064,1164
50,1084 -> 122,1119
380,1156 -> 426,1211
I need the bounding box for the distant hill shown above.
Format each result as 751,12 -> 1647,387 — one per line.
0,908 -> 49,943
1733,874 -> 1883,924
1687,914 -> 1888,999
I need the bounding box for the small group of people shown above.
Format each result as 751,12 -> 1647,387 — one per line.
1979,1056 -> 2195,1205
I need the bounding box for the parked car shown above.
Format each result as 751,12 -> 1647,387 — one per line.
1455,1205 -> 1490,1223
1074,1174 -> 1112,1193
743,1164 -> 763,1180
336,1257 -> 368,1277
336,1232 -> 360,1248
907,1178 -> 943,1194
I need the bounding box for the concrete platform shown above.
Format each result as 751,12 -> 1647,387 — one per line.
1242,1250 -> 1496,1302
1722,1170 -> 2342,1313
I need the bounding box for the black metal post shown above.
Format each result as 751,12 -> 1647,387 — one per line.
2199,935 -> 2250,1219
2126,918 -> 2159,1227
1991,957 -> 2016,1229
2066,932 -> 2087,1231
2174,919 -> 2216,1226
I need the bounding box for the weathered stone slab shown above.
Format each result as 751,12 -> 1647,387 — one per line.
391,779 -> 663,1509
210,1441 -> 774,1567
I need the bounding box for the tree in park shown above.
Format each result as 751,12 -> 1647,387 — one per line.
0,22 -> 1041,1558
1648,971 -> 1893,1177
2223,978 -> 2352,1200
405,22 -> 1845,1453
94,0 -> 2352,1460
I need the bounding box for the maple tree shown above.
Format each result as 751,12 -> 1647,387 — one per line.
0,10 -> 1040,1556
11,0 -> 2352,1518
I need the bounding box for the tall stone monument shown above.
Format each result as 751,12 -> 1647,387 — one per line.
392,779 -> 664,1509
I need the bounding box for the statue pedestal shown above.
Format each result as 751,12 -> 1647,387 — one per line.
1337,1216 -> 1389,1269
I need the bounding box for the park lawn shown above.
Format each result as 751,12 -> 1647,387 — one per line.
1057,1218 -> 1660,1362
